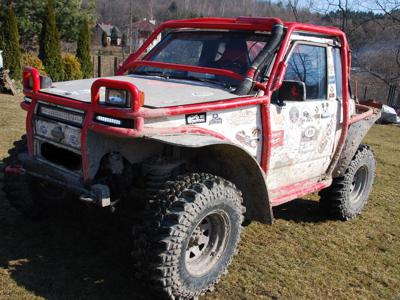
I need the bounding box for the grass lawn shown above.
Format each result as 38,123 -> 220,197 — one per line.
0,93 -> 399,299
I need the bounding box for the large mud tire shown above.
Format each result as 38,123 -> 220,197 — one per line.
319,145 -> 376,220
132,173 -> 245,299
1,136 -> 69,219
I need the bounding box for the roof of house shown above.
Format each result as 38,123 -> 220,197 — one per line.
132,19 -> 156,32
96,23 -> 122,37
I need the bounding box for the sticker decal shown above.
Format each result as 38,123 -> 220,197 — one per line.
209,113 -> 222,125
185,113 -> 207,125
271,130 -> 285,148
289,106 -> 300,123
302,126 -> 318,141
318,118 -> 335,153
321,102 -> 332,118
235,128 -> 261,148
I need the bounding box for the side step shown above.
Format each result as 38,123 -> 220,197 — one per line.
270,177 -> 332,207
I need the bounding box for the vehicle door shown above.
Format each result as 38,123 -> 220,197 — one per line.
267,41 -> 340,190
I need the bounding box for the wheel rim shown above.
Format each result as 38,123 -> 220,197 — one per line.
185,210 -> 230,277
350,165 -> 368,205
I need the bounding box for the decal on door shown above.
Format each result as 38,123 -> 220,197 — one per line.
271,130 -> 285,148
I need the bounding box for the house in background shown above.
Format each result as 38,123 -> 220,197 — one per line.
93,23 -> 123,46
132,19 -> 160,50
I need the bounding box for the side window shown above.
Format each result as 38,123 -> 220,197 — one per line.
285,44 -> 327,100
333,47 -> 343,99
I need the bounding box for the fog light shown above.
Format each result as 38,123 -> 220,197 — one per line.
95,115 -> 122,126
38,105 -> 84,126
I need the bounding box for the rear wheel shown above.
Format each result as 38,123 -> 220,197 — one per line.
1,136 -> 70,219
132,173 -> 245,299
319,145 -> 376,220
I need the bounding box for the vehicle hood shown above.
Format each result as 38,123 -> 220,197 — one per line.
40,75 -> 241,108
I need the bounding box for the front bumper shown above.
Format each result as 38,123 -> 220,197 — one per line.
13,153 -> 111,207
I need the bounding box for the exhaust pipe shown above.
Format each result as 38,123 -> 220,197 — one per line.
235,23 -> 284,96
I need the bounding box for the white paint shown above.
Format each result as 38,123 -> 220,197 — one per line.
145,106 -> 263,160
268,100 -> 339,190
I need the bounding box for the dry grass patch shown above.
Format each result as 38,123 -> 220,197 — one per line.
0,94 -> 399,299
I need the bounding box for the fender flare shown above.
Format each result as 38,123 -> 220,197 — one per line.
147,134 -> 273,224
332,109 -> 381,177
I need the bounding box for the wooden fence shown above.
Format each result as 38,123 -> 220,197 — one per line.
92,55 -> 124,78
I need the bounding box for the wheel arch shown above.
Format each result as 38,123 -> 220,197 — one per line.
86,131 -> 273,224
148,134 -> 273,224
332,110 -> 380,177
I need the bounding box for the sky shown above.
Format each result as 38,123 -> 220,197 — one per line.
269,0 -> 399,13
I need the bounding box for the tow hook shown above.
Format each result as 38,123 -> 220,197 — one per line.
80,184 -> 111,208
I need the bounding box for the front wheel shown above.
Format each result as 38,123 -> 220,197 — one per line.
132,173 -> 245,299
319,145 -> 376,220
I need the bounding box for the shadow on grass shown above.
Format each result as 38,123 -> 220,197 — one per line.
0,191 -> 158,300
273,198 -> 328,223
0,182 -> 328,300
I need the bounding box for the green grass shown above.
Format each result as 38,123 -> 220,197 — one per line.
0,94 -> 399,299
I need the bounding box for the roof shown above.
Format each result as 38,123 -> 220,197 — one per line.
132,19 -> 156,32
96,23 -> 122,37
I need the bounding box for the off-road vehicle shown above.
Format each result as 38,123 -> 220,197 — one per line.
3,17 -> 380,299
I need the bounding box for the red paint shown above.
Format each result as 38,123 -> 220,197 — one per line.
5,165 -> 24,175
23,67 -> 40,93
91,78 -> 143,112
270,178 -> 332,207
349,104 -> 374,125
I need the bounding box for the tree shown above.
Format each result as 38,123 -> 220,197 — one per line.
39,0 -> 64,81
111,27 -> 119,45
63,53 -> 83,80
102,31 -> 108,47
0,1 -> 96,50
2,5 -> 22,79
76,17 -> 93,78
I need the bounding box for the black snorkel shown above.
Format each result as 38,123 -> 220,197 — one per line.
235,22 -> 284,96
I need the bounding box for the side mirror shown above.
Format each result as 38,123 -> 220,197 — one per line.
278,80 -> 306,102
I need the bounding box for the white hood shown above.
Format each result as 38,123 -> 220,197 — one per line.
40,75 -> 241,108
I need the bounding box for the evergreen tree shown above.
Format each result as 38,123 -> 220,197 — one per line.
102,31 -> 108,47
111,27 -> 118,46
39,0 -> 64,81
76,17 -> 93,78
3,5 -> 22,79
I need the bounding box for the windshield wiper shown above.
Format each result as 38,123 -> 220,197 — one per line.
131,70 -> 170,79
172,75 -> 231,89
132,71 -> 231,90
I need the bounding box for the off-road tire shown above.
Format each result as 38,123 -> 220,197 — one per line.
1,136 -> 69,219
319,145 -> 376,220
132,173 -> 245,300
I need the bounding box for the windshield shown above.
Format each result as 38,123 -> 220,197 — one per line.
131,31 -> 271,88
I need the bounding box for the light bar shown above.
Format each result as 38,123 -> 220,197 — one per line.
95,115 -> 122,126
38,105 -> 84,126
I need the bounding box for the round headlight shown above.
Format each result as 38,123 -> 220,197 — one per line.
105,88 -> 130,107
